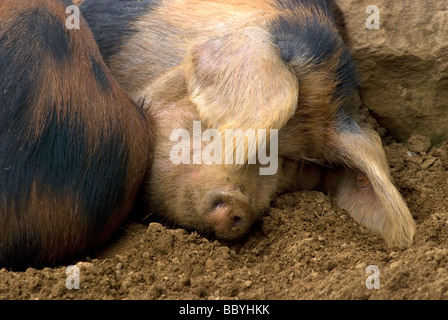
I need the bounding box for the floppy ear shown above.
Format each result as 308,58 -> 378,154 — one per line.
324,121 -> 416,248
184,27 -> 299,133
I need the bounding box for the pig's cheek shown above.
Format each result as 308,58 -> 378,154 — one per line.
191,167 -> 202,180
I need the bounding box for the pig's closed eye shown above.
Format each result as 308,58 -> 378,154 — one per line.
212,199 -> 226,210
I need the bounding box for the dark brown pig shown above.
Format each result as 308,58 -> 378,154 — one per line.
0,0 -> 152,269
81,0 -> 416,247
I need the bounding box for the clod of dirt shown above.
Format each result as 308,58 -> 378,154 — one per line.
407,135 -> 432,154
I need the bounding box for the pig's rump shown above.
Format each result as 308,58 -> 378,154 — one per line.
0,0 -> 152,269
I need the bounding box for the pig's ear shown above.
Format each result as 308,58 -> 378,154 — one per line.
184,27 -> 299,132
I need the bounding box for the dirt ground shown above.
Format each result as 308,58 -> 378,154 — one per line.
1,129 -> 448,300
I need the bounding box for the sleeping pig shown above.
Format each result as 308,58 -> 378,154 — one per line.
81,0 -> 416,248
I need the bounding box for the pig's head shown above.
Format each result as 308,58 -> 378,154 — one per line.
142,96 -> 281,239
138,27 -> 299,240
145,137 -> 282,239
137,70 -> 283,239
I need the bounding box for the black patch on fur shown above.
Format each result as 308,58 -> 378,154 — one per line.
269,0 -> 359,101
26,7 -> 71,61
81,0 -> 160,60
90,55 -> 111,90
334,107 -> 362,134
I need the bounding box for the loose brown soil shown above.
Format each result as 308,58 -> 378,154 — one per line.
1,133 -> 448,300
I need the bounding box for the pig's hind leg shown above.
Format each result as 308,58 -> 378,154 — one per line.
324,112 -> 416,248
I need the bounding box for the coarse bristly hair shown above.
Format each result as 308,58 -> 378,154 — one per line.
0,0 -> 153,269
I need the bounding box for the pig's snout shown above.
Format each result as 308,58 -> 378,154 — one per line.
205,188 -> 255,240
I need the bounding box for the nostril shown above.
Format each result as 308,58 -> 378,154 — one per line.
233,215 -> 242,227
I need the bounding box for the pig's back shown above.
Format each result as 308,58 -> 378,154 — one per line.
81,0 -> 356,102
